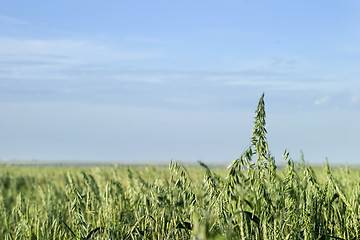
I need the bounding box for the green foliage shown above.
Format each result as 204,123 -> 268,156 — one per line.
0,93 -> 358,239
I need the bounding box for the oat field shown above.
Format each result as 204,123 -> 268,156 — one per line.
1,94 -> 359,239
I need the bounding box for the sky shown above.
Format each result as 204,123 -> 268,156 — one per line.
0,0 -> 359,165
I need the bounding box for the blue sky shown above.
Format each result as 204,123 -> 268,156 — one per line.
0,0 -> 359,164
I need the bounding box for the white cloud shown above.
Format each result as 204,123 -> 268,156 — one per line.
235,57 -> 299,73
0,14 -> 29,25
314,96 -> 330,105
0,36 -> 164,87
223,79 -> 293,87
340,46 -> 360,54
165,97 -> 199,105
0,36 -> 159,62
124,35 -> 165,44
351,95 -> 360,104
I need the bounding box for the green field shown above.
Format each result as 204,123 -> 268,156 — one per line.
1,94 -> 359,239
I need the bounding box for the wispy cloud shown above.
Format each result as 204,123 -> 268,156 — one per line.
0,37 -> 159,62
0,14 -> 29,25
0,35 -> 359,113
235,57 -> 299,73
270,57 -> 297,66
124,35 -> 165,44
0,36 -> 167,104
0,36 -> 164,86
314,96 -> 330,105
351,95 -> 360,105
